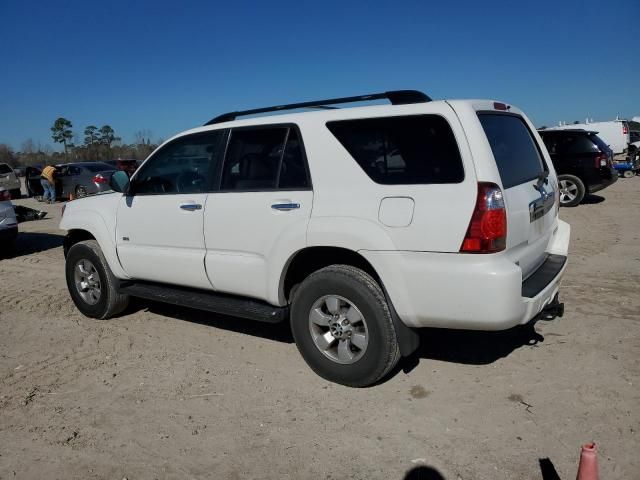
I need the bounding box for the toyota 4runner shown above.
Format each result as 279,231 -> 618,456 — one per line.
60,90 -> 571,387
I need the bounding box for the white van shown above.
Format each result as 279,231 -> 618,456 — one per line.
552,120 -> 631,154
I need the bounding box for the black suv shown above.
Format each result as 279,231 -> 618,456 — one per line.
538,129 -> 618,207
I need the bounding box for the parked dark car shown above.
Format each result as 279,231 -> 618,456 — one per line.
103,159 -> 140,177
538,129 -> 618,207
25,162 -> 117,199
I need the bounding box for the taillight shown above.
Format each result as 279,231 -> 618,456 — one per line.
460,182 -> 507,253
623,124 -> 628,135
93,174 -> 108,184
0,190 -> 10,201
595,154 -> 608,168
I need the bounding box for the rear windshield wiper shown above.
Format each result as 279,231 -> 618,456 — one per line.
533,170 -> 549,192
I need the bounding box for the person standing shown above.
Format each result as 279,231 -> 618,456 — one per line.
40,165 -> 57,204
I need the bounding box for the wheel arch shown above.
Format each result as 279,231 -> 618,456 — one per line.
63,229 -> 96,257
280,246 -> 380,303
280,246 -> 420,357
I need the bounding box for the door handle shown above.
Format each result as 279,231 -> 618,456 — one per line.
271,203 -> 300,211
180,203 -> 202,211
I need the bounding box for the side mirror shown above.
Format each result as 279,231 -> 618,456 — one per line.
110,170 -> 130,194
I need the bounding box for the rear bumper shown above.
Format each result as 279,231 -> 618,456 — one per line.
587,167 -> 617,193
362,219 -> 571,331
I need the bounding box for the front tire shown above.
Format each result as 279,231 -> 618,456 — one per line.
623,170 -> 635,178
558,174 -> 585,207
65,240 -> 129,319
10,189 -> 21,200
290,265 -> 400,387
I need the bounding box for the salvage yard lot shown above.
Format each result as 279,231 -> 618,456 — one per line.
1,179 -> 639,479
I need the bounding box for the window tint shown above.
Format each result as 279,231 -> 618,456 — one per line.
557,134 -> 600,154
327,115 -> 464,185
478,114 -> 545,189
279,129 -> 309,189
68,166 -> 82,175
0,164 -> 13,174
134,131 -> 225,194
588,134 -> 611,153
221,127 -> 309,191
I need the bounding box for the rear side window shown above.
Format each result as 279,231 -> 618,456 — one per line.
221,126 -> 309,191
478,114 -> 546,189
557,134 -> 600,154
326,115 -> 464,185
0,164 -> 12,174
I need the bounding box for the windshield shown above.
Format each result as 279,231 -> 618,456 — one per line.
478,114 -> 546,189
0,164 -> 13,174
588,133 -> 612,153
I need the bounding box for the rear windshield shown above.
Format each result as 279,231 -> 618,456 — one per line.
588,134 -> 611,153
0,164 -> 12,174
84,163 -> 114,172
478,114 -> 546,189
327,115 -> 464,185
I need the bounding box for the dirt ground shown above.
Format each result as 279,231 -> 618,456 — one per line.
1,178 -> 639,480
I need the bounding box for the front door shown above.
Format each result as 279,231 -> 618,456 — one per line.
203,125 -> 313,304
116,130 -> 226,290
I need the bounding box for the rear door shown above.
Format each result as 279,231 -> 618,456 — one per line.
478,113 -> 557,279
203,125 -> 313,303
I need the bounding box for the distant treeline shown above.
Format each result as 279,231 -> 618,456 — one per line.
0,117 -> 162,167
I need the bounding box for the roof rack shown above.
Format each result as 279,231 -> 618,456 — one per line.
204,90 -> 431,125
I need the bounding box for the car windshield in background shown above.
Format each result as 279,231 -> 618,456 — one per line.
84,163 -> 116,172
0,164 -> 13,174
327,115 -> 464,185
478,114 -> 545,189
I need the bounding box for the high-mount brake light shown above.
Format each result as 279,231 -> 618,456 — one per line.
493,102 -> 509,111
460,183 -> 507,253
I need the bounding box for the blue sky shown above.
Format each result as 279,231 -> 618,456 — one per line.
0,0 -> 638,150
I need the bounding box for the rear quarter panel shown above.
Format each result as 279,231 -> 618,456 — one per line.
301,102 -> 478,253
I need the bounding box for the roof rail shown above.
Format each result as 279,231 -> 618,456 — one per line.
204,90 -> 431,125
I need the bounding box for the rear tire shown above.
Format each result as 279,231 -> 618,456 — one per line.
558,174 -> 585,207
75,185 -> 88,198
65,240 -> 129,319
10,189 -> 21,200
623,170 -> 634,178
290,264 -> 400,387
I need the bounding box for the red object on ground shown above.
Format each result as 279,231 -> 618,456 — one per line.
576,442 -> 599,480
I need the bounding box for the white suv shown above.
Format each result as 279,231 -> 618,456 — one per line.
60,90 -> 570,387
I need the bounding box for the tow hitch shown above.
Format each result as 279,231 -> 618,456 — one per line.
539,294 -> 564,321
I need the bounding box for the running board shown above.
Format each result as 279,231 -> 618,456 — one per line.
118,281 -> 287,323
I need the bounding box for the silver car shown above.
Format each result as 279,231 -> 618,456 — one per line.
0,186 -> 18,247
0,163 -> 21,199
26,162 -> 117,199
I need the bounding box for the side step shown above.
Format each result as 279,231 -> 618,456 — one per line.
118,281 -> 287,323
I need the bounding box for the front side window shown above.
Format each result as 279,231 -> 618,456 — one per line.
0,164 -> 12,174
327,115 -> 464,185
133,131 -> 225,194
220,126 -> 309,191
